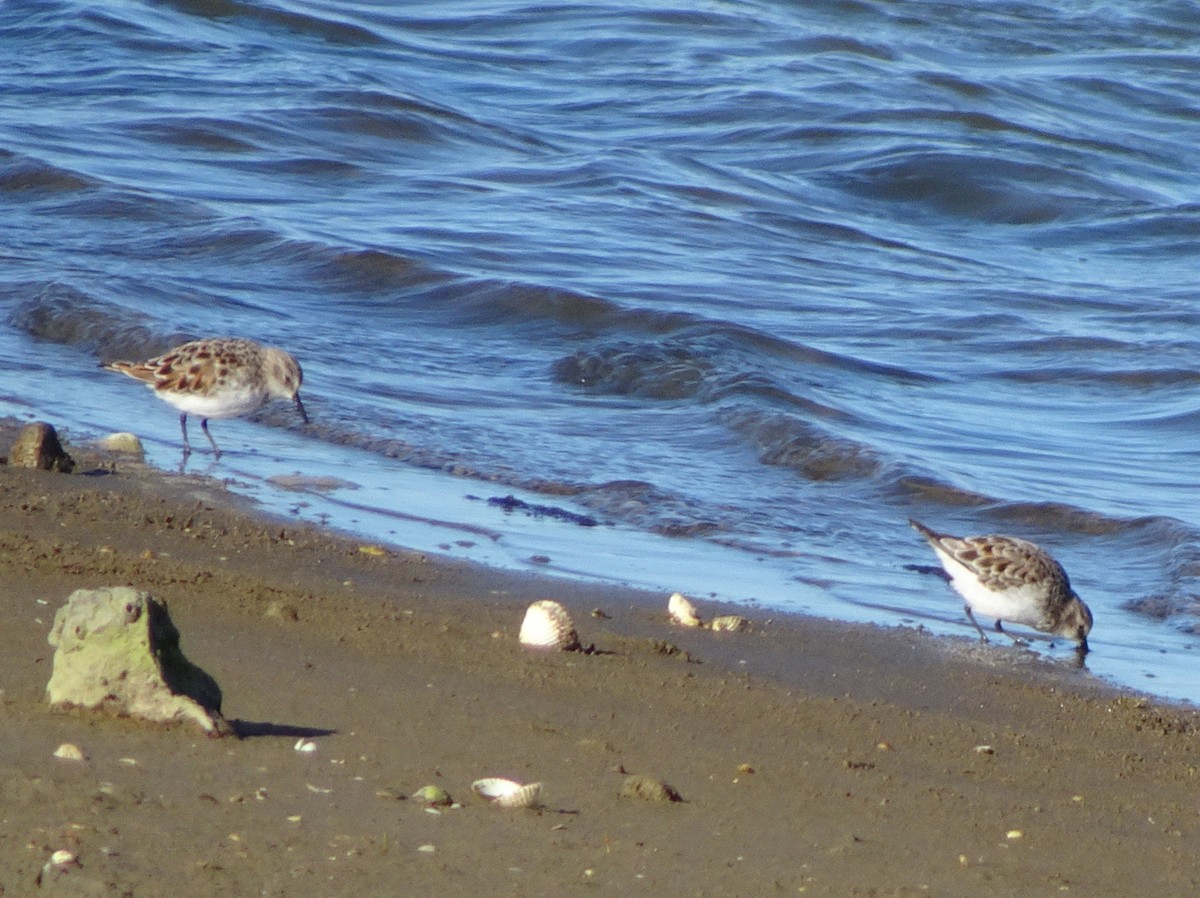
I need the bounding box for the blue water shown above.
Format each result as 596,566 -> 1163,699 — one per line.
2,0 -> 1199,702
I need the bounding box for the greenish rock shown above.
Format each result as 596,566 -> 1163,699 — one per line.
46,587 -> 230,736
411,785 -> 453,806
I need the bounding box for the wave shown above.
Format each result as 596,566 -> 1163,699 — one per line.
5,283 -> 193,361
830,149 -> 1128,226
154,0 -> 386,47
0,151 -> 96,197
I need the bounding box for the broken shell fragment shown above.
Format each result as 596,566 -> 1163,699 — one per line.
518,600 -> 580,651
293,738 -> 318,754
709,615 -> 749,632
668,592 -> 704,628
471,777 -> 544,808
53,742 -> 86,762
49,849 -> 78,868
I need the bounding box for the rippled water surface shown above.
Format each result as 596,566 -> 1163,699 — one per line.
3,0 -> 1199,701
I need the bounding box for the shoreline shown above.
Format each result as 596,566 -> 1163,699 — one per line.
2,432 -> 1198,895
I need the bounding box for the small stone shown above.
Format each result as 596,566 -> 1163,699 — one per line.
10,422 -> 74,472
98,432 -> 144,457
265,601 -> 300,623
619,775 -> 682,803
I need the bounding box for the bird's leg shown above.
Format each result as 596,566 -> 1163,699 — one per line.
994,620 -> 1028,646
1073,639 -> 1089,666
199,418 -> 222,459
179,413 -> 192,458
964,606 -> 989,643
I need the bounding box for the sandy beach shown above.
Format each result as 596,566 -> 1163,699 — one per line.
1,429 -> 1198,897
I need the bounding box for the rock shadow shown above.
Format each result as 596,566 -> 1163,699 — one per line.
229,720 -> 339,739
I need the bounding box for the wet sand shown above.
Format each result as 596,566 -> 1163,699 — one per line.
1,433 -> 1198,896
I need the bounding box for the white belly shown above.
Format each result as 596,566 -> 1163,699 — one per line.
151,385 -> 267,419
935,547 -> 1047,628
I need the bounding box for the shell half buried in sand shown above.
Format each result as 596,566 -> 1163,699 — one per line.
472,777 -> 544,808
709,614 -> 750,632
668,592 -> 704,628
518,600 -> 580,651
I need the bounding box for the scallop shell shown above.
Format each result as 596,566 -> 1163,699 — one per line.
471,777 -> 544,808
518,600 -> 580,650
668,592 -> 704,628
709,614 -> 749,632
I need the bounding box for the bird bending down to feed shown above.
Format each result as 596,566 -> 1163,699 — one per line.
103,337 -> 308,459
909,518 -> 1092,653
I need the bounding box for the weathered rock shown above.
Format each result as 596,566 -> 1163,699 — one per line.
47,587 -> 230,736
10,421 -> 74,472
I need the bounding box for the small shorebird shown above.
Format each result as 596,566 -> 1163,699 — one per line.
910,519 -> 1092,652
104,337 -> 308,459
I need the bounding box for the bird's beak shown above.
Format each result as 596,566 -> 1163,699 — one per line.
295,393 -> 309,425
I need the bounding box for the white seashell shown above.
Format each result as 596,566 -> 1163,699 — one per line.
50,849 -> 77,868
518,600 -> 579,651
709,615 -> 749,632
53,743 -> 86,762
294,738 -> 318,754
668,592 -> 704,628
471,777 -> 544,808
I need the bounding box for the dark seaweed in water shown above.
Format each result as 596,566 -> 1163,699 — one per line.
485,494 -> 599,528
